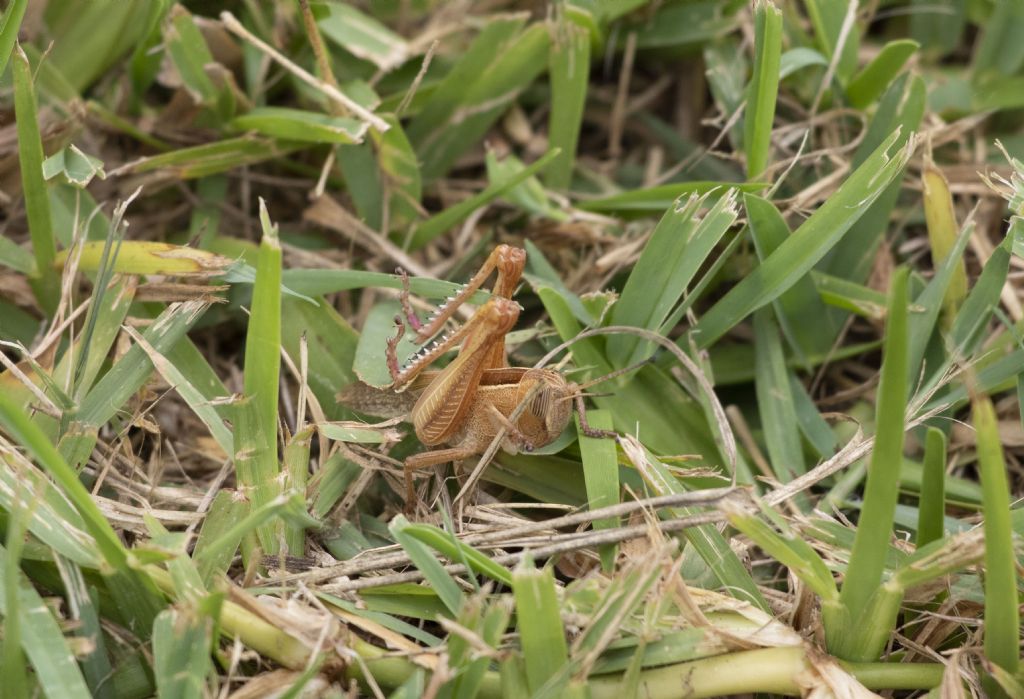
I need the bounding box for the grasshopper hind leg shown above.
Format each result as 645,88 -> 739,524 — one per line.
403,447 -> 477,513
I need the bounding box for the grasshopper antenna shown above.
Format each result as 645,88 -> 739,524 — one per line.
574,354 -> 657,391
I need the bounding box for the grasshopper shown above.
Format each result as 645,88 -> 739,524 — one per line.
342,244 -> 618,509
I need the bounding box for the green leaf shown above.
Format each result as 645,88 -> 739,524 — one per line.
694,129 -> 913,349
512,560 -> 569,695
916,428 -> 946,548
744,1 -> 782,179
576,410 -> 619,570
833,268 -> 909,661
390,516 -> 463,616
316,1 -> 409,71
545,9 -> 591,190
13,44 -> 60,315
846,39 -> 918,109
231,107 -> 364,143
609,190 -> 739,366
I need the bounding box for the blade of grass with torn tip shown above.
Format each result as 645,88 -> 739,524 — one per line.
283,426 -> 313,556
624,440 -> 769,611
922,158 -> 968,324
608,191 -> 738,367
833,268 -> 909,660
233,397 -> 283,556
0,0 -> 27,76
753,309 -> 806,485
0,543 -> 92,699
972,395 -> 1020,679
846,39 -> 919,109
389,516 -> 463,616
125,136 -> 302,179
13,45 -> 60,315
916,427 -> 946,548
744,0 -> 781,180
545,7 -> 591,191
576,410 -> 619,571
408,148 -> 560,250
245,202 -> 282,454
231,107 -> 364,143
512,560 -> 569,695
746,193 -> 838,360
577,181 -> 763,216
694,129 -> 913,349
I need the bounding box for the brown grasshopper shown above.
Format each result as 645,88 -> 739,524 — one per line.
342,244 -> 619,509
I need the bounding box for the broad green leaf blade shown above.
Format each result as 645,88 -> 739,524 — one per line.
694,129 -> 913,349
846,39 -> 919,109
231,107 -> 364,144
390,516 -> 463,616
753,309 -> 805,484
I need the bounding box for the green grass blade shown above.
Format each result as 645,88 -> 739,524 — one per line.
576,410 -> 619,570
949,222 -> 1015,357
753,309 -> 806,484
0,542 -> 92,699
745,192 -> 838,361
972,395 -> 1020,679
545,8 -> 591,190
744,0 -> 782,180
408,148 -> 560,250
846,39 -> 919,109
609,190 -> 738,366
283,426 -> 313,556
389,516 -> 463,616
694,129 -> 913,349
244,201 -> 282,454
152,603 -> 215,699
77,301 -> 209,427
233,397 -> 283,557
916,427 -> 946,548
13,44 -> 60,315
833,268 -> 909,661
804,0 -> 859,83
512,560 -> 569,695
0,0 -> 27,76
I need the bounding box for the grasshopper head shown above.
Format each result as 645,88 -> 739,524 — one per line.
514,369 -> 575,449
